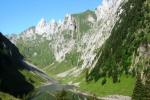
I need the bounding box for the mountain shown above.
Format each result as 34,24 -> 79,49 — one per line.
12,0 -> 125,72
9,0 -> 150,99
0,32 -> 49,99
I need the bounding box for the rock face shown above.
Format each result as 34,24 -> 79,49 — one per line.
35,18 -> 59,35
96,0 -> 124,21
35,18 -> 47,35
78,0 -> 125,68
63,14 -> 76,31
11,0 -> 126,70
22,26 -> 35,38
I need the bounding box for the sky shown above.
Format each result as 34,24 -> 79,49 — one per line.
0,0 -> 102,35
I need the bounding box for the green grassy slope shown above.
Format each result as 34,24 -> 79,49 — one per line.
0,92 -> 19,100
59,70 -> 135,97
16,35 -> 55,68
19,70 -> 46,87
43,48 -> 81,76
44,61 -> 73,76
80,75 -> 135,96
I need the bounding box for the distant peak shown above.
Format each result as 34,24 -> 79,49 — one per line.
65,13 -> 71,18
38,18 -> 46,25
40,18 -> 46,22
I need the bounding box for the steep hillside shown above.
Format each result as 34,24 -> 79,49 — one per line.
0,32 -> 46,99
89,0 -> 149,82
87,0 -> 150,99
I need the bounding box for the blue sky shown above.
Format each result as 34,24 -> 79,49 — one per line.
0,0 -> 101,35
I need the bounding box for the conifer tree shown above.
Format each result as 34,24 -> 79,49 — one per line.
132,74 -> 144,100
143,73 -> 150,100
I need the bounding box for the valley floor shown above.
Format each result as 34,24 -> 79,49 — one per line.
46,69 -> 136,98
24,62 -> 135,99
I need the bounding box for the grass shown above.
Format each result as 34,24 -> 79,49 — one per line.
44,61 -> 74,76
0,92 -> 19,100
43,48 -> 83,78
79,75 -> 135,97
72,10 -> 96,36
20,70 -> 46,87
16,35 -> 55,68
44,48 -> 81,76
59,71 -> 136,97
50,65 -> 135,97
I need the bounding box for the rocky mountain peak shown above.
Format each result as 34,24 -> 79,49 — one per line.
35,18 -> 48,35
62,14 -> 76,31
96,0 -> 124,21
38,18 -> 46,27
12,0 -> 127,71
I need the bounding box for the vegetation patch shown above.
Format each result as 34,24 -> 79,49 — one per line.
16,35 -> 55,68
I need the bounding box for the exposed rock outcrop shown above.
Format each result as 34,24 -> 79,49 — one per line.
10,0 -> 127,71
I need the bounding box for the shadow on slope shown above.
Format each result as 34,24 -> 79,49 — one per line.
0,32 -> 34,97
